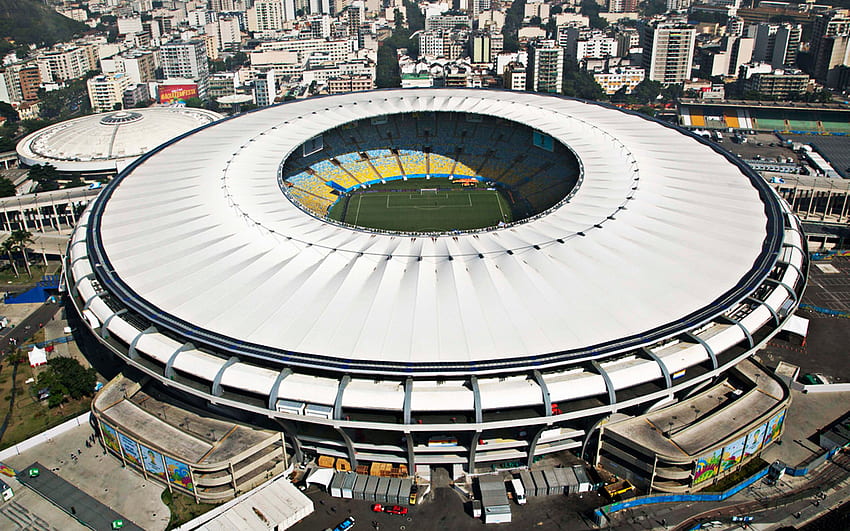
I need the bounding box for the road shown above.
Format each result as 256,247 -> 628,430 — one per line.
0,300 -> 62,352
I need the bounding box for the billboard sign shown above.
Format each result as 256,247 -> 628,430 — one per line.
693,448 -> 722,485
140,443 -> 168,481
101,421 -> 121,456
720,435 -> 746,472
159,84 -> 198,104
763,410 -> 786,448
164,456 -> 194,492
117,431 -> 142,469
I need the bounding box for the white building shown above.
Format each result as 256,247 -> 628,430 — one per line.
527,40 -> 564,93
160,40 -> 210,98
593,66 -> 645,94
642,21 -> 696,84
100,50 -> 157,85
117,17 -> 144,35
87,72 -> 132,112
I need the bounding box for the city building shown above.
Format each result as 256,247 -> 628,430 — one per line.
327,74 -> 373,93
100,50 -> 157,85
739,65 -> 811,99
87,72 -> 133,112
160,40 -> 210,99
18,66 -> 41,103
526,40 -> 564,93
560,27 -> 619,62
502,62 -> 527,90
425,13 -> 472,32
810,9 -> 850,84
37,44 -> 97,83
248,0 -> 296,32
122,83 -> 151,108
751,23 -> 801,69
641,21 -> 696,84
592,65 -> 645,95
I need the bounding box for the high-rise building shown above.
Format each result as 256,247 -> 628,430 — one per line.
248,0 -> 296,32
0,68 -> 22,104
641,21 -> 696,84
37,45 -> 96,83
18,66 -> 41,102
160,40 -> 210,98
526,40 -> 564,93
752,23 -> 801,69
100,50 -> 156,85
560,26 -> 618,61
471,34 -> 492,64
811,10 -> 850,83
87,73 -> 133,112
608,0 -> 638,13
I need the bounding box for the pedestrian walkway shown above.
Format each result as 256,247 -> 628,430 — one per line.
18,462 -> 143,531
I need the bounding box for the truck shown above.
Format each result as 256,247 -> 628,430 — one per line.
510,477 -> 527,505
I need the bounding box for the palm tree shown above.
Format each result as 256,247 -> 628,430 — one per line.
0,238 -> 18,277
10,230 -> 33,278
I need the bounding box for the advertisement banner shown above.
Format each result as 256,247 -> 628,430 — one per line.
720,435 -> 747,472
117,432 -> 142,469
158,84 -> 198,104
139,443 -> 168,481
693,448 -> 722,485
762,410 -> 786,448
164,455 -> 194,492
743,422 -> 768,460
101,421 -> 121,456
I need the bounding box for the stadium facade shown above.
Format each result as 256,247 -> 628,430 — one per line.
65,90 -> 807,499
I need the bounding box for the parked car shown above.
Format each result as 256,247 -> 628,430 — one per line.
371,503 -> 408,515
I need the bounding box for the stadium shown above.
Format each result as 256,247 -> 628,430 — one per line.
16,107 -> 222,178
66,89 -> 807,499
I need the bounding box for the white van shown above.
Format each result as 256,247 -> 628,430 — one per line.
510,478 -> 527,505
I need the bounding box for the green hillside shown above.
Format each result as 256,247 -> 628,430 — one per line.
0,0 -> 88,54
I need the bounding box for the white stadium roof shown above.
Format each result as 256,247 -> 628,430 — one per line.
16,107 -> 222,173
84,89 -> 782,374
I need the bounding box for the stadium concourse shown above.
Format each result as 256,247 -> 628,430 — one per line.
66,89 -> 806,500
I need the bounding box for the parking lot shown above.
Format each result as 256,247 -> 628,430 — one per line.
755,257 -> 850,384
291,480 -> 604,531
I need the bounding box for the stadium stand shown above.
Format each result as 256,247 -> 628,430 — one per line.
281,112 -> 581,218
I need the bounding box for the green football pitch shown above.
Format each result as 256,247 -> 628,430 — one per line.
329,186 -> 513,232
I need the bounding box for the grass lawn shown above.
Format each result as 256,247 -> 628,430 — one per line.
0,264 -> 57,284
329,178 -> 512,232
162,488 -> 218,530
0,353 -> 92,451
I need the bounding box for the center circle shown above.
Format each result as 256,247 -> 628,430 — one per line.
279,111 -> 582,234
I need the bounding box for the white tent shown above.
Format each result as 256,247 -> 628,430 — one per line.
28,346 -> 47,367
782,315 -> 809,339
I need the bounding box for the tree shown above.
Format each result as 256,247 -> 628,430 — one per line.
630,79 -> 663,104
10,230 -> 33,278
36,357 -> 97,407
0,102 -> 18,124
0,239 -> 18,277
376,44 -> 402,88
562,61 -> 606,101
27,163 -> 58,186
0,177 -> 15,197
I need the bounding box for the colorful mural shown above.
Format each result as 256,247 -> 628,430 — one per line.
164,456 -> 194,492
117,432 -> 142,469
693,448 -> 723,485
720,435 -> 747,473
101,421 -> 121,456
139,443 -> 167,481
762,410 -> 786,447
743,422 -> 768,460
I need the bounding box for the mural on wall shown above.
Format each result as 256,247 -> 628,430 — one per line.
117,431 -> 142,469
762,410 -> 787,447
164,455 -> 194,492
720,435 -> 747,473
743,422 -> 768,460
101,421 -> 121,456
139,443 -> 168,481
693,448 -> 723,485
